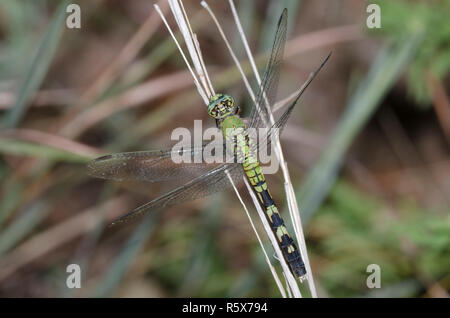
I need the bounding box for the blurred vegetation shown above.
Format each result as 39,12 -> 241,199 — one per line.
311,181 -> 449,297
0,0 -> 449,298
373,0 -> 450,106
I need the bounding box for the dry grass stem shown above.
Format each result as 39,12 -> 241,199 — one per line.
158,0 -> 292,296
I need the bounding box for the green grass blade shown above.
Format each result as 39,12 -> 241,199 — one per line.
296,34 -> 424,223
0,138 -> 90,163
2,1 -> 67,128
0,202 -> 49,256
0,180 -> 23,226
91,212 -> 160,297
178,196 -> 223,296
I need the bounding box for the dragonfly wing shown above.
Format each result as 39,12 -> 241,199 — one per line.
252,53 -> 332,153
111,163 -> 244,225
245,9 -> 329,150
87,142 -> 225,183
248,9 -> 287,131
272,53 -> 331,133
243,10 -> 329,155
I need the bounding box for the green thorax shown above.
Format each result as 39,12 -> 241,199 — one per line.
221,115 -> 246,145
221,115 -> 245,132
222,115 -> 255,164
207,93 -> 253,163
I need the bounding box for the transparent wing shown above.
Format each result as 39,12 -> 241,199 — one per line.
248,8 -> 287,131
87,142 -> 225,183
243,7 -> 330,157
250,52 -> 332,156
272,53 -> 331,133
111,163 -> 244,225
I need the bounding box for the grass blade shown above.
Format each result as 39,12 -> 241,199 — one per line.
91,212 -> 160,297
296,34 -> 424,223
0,202 -> 49,256
2,1 -> 67,128
0,138 -> 90,163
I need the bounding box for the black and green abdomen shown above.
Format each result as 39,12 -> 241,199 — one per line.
222,115 -> 306,278
242,156 -> 306,278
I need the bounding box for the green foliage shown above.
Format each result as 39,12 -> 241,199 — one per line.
373,0 -> 450,105
1,1 -> 68,128
310,181 -> 450,297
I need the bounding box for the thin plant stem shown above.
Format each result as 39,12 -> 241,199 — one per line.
226,171 -> 287,298
227,0 -> 317,295
154,3 -> 209,104
201,0 -> 301,294
158,0 -> 305,297
244,178 -> 301,298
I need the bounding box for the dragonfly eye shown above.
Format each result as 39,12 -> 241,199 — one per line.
208,93 -> 236,119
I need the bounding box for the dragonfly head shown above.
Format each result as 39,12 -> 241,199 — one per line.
207,94 -> 238,119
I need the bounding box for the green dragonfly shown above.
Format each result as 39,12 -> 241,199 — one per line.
87,9 -> 329,279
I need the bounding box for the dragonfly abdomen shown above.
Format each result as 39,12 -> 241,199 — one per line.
242,159 -> 306,278
221,115 -> 306,278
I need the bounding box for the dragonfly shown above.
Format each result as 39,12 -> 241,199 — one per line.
87,9 -> 330,279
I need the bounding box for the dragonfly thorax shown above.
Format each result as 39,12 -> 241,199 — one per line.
207,93 -> 238,119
